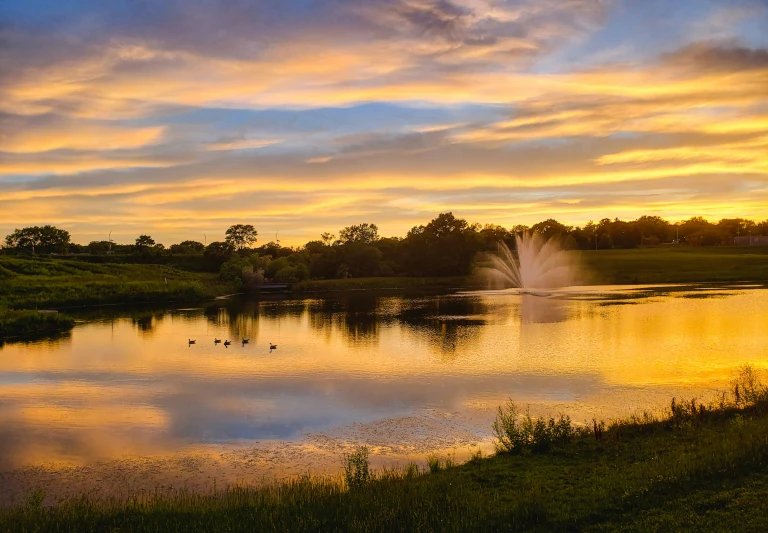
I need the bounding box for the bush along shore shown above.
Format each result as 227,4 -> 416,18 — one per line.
0,310 -> 75,340
2,366 -> 768,532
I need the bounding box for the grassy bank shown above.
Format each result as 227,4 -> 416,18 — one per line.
0,256 -> 230,310
582,245 -> 768,284
294,276 -> 473,292
295,247 -> 768,291
3,369 -> 767,532
0,310 -> 75,339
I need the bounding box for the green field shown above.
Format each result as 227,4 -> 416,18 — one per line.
582,246 -> 768,284
0,256 -> 228,310
2,369 -> 767,532
0,256 -> 232,338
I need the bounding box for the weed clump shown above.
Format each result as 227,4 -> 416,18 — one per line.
342,446 -> 370,489
493,401 -> 583,454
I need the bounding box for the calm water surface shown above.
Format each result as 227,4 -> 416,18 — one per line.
1,284 -> 767,498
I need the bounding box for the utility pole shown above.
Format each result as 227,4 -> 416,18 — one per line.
204,233 -> 207,246
108,230 -> 113,254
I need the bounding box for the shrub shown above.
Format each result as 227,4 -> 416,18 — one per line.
493,401 -> 579,454
219,256 -> 250,283
343,446 -> 370,489
732,364 -> 767,407
273,264 -> 309,283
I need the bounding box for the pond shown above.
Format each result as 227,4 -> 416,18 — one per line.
1,284 -> 767,502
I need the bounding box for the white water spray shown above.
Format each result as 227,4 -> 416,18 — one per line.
483,232 -> 580,291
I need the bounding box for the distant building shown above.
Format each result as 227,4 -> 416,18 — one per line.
734,236 -> 768,245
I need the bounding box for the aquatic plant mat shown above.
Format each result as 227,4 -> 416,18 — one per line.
3,368 -> 768,532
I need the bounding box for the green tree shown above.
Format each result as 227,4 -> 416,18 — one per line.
339,223 -> 379,244
511,224 -> 530,236
717,218 -> 755,238
635,215 -> 672,242
265,257 -> 290,279
87,241 -> 112,254
134,234 -> 156,251
225,224 -> 258,250
403,212 -> 482,276
531,219 -> 572,240
479,224 -> 513,250
203,241 -> 234,271
4,225 -> 71,253
170,240 -> 205,254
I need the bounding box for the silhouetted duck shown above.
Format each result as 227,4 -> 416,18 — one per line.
214,338 -> 222,344
223,340 -> 231,347
269,343 -> 277,350
242,338 -> 249,345
188,339 -> 196,345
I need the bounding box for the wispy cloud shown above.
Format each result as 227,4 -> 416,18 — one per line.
0,0 -> 766,244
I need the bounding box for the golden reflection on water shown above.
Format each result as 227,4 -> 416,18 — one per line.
0,286 -> 767,471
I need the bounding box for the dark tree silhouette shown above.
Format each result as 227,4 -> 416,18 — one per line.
225,224 -> 258,250
339,223 -> 379,244
4,225 -> 71,253
134,234 -> 156,251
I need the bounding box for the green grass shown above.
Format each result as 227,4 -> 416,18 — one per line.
0,256 -> 231,310
0,309 -> 75,339
3,369 -> 768,532
582,246 -> 768,284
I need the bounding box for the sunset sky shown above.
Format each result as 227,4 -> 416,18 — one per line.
1,0 -> 767,246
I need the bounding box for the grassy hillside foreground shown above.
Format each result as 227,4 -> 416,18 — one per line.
2,368 -> 768,532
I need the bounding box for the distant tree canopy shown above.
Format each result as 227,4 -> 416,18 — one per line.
4,215 -> 768,285
339,223 -> 379,245
170,240 -> 205,254
134,234 -> 156,251
531,219 -> 573,240
403,213 -> 483,276
4,225 -> 71,253
225,224 -> 258,250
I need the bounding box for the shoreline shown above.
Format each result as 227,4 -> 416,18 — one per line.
2,371 -> 767,530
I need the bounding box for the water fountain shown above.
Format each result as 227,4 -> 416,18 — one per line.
480,233 -> 581,323
482,232 -> 580,292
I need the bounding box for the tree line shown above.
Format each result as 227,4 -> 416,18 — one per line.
3,215 -> 768,283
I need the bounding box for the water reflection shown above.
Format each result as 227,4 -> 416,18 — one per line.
520,294 -> 565,324
1,287 -> 767,472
